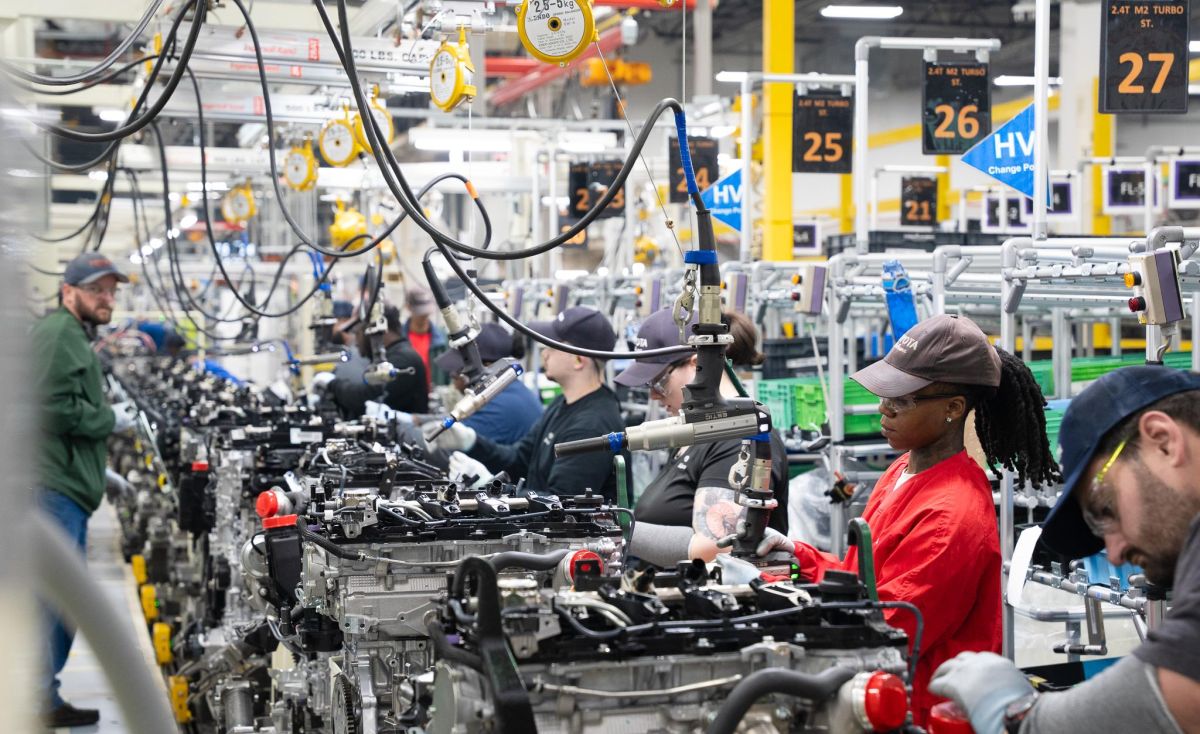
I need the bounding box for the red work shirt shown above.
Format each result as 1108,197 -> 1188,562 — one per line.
790,450 -> 1001,726
408,330 -> 432,386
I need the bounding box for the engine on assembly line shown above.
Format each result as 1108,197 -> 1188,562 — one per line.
107,357 -> 917,734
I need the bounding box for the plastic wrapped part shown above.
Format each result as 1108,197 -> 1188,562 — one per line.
788,467 -> 835,552
221,682 -> 254,733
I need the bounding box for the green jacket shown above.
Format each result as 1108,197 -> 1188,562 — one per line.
34,308 -> 114,514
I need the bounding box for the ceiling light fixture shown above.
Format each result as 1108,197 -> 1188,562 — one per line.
820,5 -> 904,19
714,71 -> 748,84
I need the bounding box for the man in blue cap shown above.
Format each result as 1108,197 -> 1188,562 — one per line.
34,252 -> 137,727
929,366 -> 1200,734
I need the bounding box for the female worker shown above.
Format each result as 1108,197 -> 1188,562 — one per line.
616,308 -> 789,566
756,313 -> 1060,726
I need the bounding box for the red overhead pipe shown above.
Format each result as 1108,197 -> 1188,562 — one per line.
489,25 -> 624,107
484,57 -> 542,77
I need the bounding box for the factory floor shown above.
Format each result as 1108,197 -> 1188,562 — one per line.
52,502 -> 1140,733
52,501 -> 157,734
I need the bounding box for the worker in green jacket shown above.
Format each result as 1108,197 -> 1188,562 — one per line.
33,252 -> 134,729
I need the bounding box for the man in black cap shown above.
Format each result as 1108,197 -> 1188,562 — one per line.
426,307 -> 629,501
930,366 -> 1200,734
33,252 -> 136,728
434,322 -> 542,444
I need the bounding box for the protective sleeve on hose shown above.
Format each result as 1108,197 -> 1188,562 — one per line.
673,111 -> 699,197
705,667 -> 857,734
30,511 -> 178,734
487,549 -> 571,574
297,525 -> 362,561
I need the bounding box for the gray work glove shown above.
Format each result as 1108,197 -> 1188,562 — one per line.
110,401 -> 137,434
929,652 -> 1035,734
754,526 -> 797,558
105,468 -> 133,504
423,421 -> 477,452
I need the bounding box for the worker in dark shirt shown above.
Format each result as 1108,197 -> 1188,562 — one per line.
426,307 -> 629,501
380,305 -> 429,415
615,308 -> 788,566
434,322 -> 543,444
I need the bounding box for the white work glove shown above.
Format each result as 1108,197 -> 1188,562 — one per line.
363,400 -> 413,424
713,553 -> 763,585
929,652 -> 1035,734
105,467 -> 133,503
423,421 -> 477,452
448,451 -> 493,490
110,401 -> 137,434
310,371 -> 336,391
754,527 -> 797,558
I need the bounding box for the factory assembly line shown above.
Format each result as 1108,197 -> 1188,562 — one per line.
3,0 -> 1200,733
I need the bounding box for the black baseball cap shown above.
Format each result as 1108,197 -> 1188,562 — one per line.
614,307 -> 696,387
332,300 -> 354,319
529,307 -> 616,354
436,322 -> 514,374
1042,366 -> 1200,558
851,314 -> 1001,398
63,252 -> 129,286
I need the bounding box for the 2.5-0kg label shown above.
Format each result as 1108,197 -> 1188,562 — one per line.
519,0 -> 592,65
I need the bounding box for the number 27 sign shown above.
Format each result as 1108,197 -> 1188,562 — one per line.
1100,0 -> 1189,113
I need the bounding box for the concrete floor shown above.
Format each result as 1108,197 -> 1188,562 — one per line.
51,501 -> 160,734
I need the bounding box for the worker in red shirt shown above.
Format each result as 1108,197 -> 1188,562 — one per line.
757,314 -> 1060,726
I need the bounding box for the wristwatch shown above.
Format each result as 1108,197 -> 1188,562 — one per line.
1003,692 -> 1039,733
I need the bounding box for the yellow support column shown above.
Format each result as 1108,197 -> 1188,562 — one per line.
935,155 -> 951,222
839,173 -> 853,235
761,0 -> 794,261
1091,78 -> 1114,235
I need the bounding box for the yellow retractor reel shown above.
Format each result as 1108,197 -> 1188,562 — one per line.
430,27 -> 477,112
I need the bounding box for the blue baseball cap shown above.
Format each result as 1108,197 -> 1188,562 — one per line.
529,307 -> 617,354
1042,366 -> 1200,558
63,252 -> 128,286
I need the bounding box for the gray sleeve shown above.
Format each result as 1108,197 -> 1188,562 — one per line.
629,521 -> 695,567
1024,655 -> 1182,734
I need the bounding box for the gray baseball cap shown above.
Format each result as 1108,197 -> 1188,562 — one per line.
406,287 -> 437,316
851,314 -> 1001,398
614,307 -> 697,387
63,252 -> 129,286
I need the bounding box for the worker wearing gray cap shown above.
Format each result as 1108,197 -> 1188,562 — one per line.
33,252 -> 136,728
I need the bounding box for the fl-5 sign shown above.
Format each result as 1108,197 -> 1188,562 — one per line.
1101,0 -> 1189,113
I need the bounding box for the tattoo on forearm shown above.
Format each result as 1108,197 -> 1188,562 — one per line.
693,486 -> 745,541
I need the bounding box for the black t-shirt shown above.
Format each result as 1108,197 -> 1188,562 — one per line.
382,340 -> 429,414
1134,514 -> 1200,682
468,385 -> 629,502
634,430 -> 789,534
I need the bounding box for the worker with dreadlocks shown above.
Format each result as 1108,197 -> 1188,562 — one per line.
757,314 -> 1060,726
